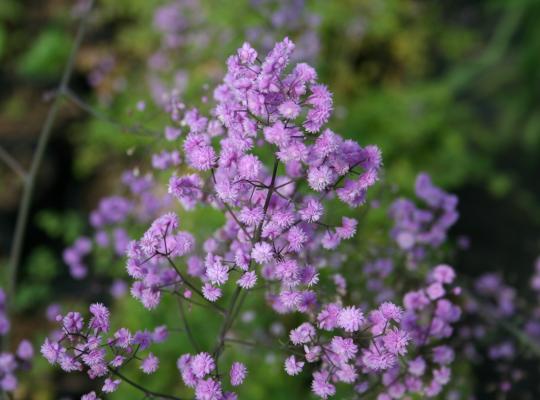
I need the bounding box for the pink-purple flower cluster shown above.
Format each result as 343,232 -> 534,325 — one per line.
390,173 -> 458,267
41,302 -> 166,396
45,38 -> 470,400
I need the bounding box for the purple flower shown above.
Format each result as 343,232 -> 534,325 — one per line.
41,338 -> 63,364
361,345 -> 396,371
153,325 -> 169,343
202,284 -> 222,302
16,340 -> 34,361
337,306 -> 364,332
88,303 -> 110,333
195,378 -> 222,400
237,271 -> 257,289
304,84 -> 333,133
317,303 -> 341,331
311,370 -> 335,399
230,362 -> 247,386
330,336 -> 358,361
290,323 -> 315,345
102,378 -> 120,393
191,352 -> 215,378
141,353 -> 159,374
168,174 -> 203,209
382,328 -> 410,356
251,242 -> 274,264
81,391 -> 99,400
284,355 -> 304,376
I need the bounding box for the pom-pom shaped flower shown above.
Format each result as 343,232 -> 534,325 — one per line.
337,306 -> 364,332
229,362 -> 247,386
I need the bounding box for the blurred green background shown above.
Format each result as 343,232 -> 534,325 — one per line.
1,0 -> 540,398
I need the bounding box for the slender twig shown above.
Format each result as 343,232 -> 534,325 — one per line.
176,296 -> 200,352
4,0 -> 94,350
108,367 -> 183,400
213,158 -> 280,360
165,256 -> 226,314
0,146 -> 27,181
222,201 -> 253,241
63,88 -> 160,138
210,168 -> 253,241
224,337 -> 304,356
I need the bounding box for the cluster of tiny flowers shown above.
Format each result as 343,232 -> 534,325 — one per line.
245,0 -> 320,62
176,352 -> 247,399
389,173 -> 458,267
124,37 -> 381,319
277,264 -> 461,399
64,170 -> 171,286
453,257 -> 540,397
47,38 -> 476,400
0,288 -> 34,392
63,236 -> 92,279
148,0 -> 208,105
41,303 -> 167,396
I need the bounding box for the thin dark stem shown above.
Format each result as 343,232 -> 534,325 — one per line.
63,88 -> 160,138
165,256 -> 225,314
0,146 -> 26,181
4,0 -> 94,351
224,337 -> 304,356
108,367 -> 183,400
222,201 -> 253,241
213,158 -> 280,360
176,296 -> 200,352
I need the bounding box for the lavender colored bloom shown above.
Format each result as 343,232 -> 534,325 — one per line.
290,323 -> 315,345
337,306 -> 364,332
153,325 -> 169,343
230,362 -> 247,386
195,378 -> 222,400
382,328 -> 410,356
89,303 -> 110,333
202,283 -> 222,302
141,353 -> 159,374
237,271 -> 257,289
191,352 -> 215,378
16,340 -> 34,361
284,355 -> 304,376
311,370 -> 336,399
81,391 -> 100,400
102,378 -> 120,393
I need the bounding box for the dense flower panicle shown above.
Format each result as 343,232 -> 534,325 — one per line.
41,303 -> 163,391
44,37 -> 473,400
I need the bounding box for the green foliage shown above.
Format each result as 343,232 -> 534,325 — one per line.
0,24 -> 5,60
35,210 -> 84,244
17,28 -> 71,79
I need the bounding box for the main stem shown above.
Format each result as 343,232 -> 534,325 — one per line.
213,158 -> 280,360
4,1 -> 94,351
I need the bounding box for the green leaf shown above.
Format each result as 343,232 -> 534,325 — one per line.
25,247 -> 59,281
17,28 -> 71,79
